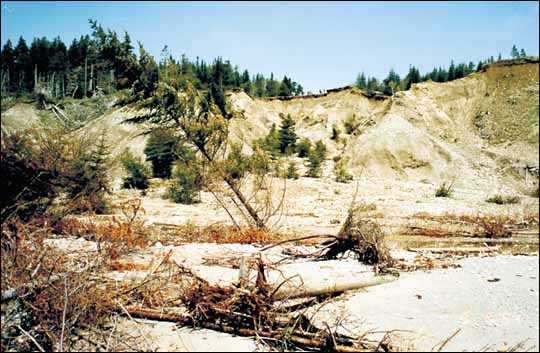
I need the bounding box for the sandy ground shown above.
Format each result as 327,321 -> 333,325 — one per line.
83,170 -> 539,352
45,236 -> 539,352
113,172 -> 539,238
307,254 -> 539,351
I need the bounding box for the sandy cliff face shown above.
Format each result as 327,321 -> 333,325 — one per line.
226,59 -> 539,191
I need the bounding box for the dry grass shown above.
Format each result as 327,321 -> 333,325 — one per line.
407,212 -> 539,239
159,221 -> 291,245
53,199 -> 150,258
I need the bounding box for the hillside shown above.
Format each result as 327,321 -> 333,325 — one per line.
2,58 -> 538,194
226,57 -> 539,193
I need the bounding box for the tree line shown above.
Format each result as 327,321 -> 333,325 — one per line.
0,19 -> 304,99
355,45 -> 529,96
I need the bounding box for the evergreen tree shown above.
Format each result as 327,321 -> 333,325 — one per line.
240,69 -> 252,94
1,39 -> 16,92
436,67 -> 448,82
132,43 -> 158,99
476,61 -> 484,72
498,53 -> 502,61
278,113 -> 298,154
447,60 -> 456,81
367,76 -> 379,93
14,36 -> 31,92
254,74 -> 266,97
144,129 -> 178,178
405,66 -> 421,89
296,137 -> 312,158
355,72 -> 367,90
265,73 -> 279,97
279,75 -> 293,97
209,81 -> 228,118
382,68 -> 400,95
520,48 -> 527,57
511,45 -> 519,58
253,123 -> 280,156
120,149 -> 150,189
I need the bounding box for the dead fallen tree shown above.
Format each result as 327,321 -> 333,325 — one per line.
408,246 -> 501,255
120,306 -> 375,352
115,258 -> 396,352
273,275 -> 397,300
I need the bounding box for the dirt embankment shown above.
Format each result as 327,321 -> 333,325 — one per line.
226,58 -> 539,193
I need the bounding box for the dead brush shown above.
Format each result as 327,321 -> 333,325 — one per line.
53,198 -> 150,257
475,215 -> 513,238
166,258 -> 380,352
315,205 -> 394,274
409,213 -> 537,239
169,222 -> 289,245
1,216 -> 118,352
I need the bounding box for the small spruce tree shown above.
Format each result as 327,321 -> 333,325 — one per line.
278,113 -> 298,155
144,128 -> 178,178
296,137 -> 312,158
119,149 -> 150,190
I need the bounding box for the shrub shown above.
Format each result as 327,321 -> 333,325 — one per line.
435,180 -> 454,197
296,137 -> 312,158
334,159 -> 353,183
119,149 -> 151,190
0,130 -> 59,222
0,127 -> 112,220
343,114 -> 360,135
250,147 -> 271,177
224,143 -> 250,181
331,123 -> 341,141
486,194 -> 520,205
144,128 -> 178,178
273,158 -> 285,177
278,113 -> 298,155
253,123 -> 280,156
306,140 -> 328,178
168,159 -> 203,204
285,160 -> 299,179
314,140 -> 328,160
307,150 -> 323,178
61,132 -> 112,214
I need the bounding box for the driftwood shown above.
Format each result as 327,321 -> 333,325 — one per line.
120,306 -> 372,352
408,246 -> 500,254
273,275 -> 397,300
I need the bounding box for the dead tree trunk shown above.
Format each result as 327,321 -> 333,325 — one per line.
84,57 -> 88,97
89,64 -> 94,96
199,147 -> 265,229
34,65 -> 38,93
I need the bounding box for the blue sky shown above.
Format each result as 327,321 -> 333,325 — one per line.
1,1 -> 539,93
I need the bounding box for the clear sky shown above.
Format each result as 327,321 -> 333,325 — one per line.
1,1 -> 539,93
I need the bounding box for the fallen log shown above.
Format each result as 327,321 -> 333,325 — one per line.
120,306 -> 372,352
407,246 -> 500,254
273,275 -> 397,300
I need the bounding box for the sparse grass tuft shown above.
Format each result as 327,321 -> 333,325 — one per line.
486,194 -> 520,205
435,180 -> 455,197
334,159 -> 353,183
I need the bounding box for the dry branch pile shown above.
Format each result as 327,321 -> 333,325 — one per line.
2,200 -> 403,352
